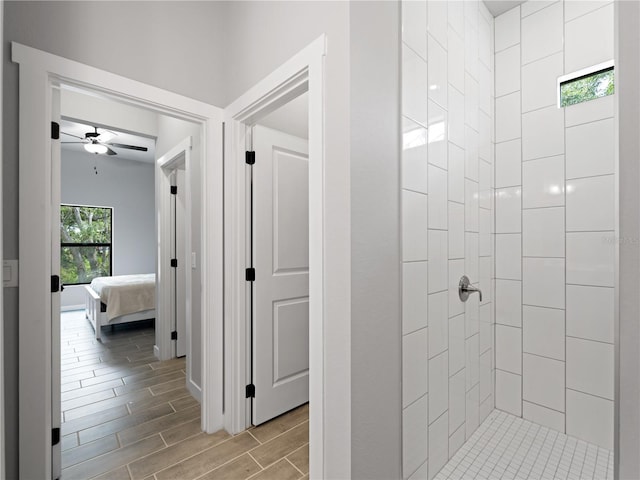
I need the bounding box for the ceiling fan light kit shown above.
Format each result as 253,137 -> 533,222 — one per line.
84,141 -> 108,155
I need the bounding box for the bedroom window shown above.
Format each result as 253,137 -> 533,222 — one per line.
61,205 -> 112,285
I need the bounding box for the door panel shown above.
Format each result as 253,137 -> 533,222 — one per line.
252,125 -> 309,425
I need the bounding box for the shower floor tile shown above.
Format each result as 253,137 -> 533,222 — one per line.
434,410 -> 613,480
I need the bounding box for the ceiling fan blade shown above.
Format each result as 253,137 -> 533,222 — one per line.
108,143 -> 148,152
105,146 -> 117,156
61,141 -> 87,144
61,131 -> 84,140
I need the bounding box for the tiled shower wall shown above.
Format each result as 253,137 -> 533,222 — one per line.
493,1 -> 615,450
401,2 -> 495,478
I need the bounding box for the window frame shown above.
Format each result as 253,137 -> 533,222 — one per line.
60,203 -> 113,285
557,59 -> 615,108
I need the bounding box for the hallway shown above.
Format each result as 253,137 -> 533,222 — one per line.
60,310 -> 309,479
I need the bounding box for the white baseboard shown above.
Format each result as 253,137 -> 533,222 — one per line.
61,304 -> 84,312
153,345 -> 161,361
188,378 -> 202,403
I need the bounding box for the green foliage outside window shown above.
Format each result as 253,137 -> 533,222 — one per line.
560,68 -> 614,107
61,205 -> 112,285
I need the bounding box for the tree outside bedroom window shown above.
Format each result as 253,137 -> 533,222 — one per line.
61,205 -> 112,285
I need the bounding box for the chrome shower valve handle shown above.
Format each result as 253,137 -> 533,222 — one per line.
459,275 -> 483,302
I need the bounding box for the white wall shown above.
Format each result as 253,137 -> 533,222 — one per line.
400,1 -> 496,478
60,149 -> 156,304
493,0 -> 615,450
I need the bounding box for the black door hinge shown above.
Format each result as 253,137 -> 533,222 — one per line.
245,268 -> 255,282
245,151 -> 255,165
245,384 -> 255,398
171,258 -> 178,268
170,185 -> 177,195
51,121 -> 60,140
171,331 -> 178,340
52,427 -> 60,446
51,275 -> 60,293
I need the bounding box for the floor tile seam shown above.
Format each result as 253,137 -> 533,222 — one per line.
250,417 -> 310,447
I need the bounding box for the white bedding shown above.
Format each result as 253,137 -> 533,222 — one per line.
90,274 -> 156,321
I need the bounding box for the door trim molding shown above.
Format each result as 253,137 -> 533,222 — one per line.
224,35 -> 336,479
12,42 -> 224,479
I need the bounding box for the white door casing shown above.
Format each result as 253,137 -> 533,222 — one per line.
14,43 -> 223,479
251,125 -> 309,425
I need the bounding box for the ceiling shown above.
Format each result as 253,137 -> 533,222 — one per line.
60,118 -> 156,163
484,0 -> 526,16
258,93 -> 308,139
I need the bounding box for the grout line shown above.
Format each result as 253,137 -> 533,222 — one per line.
285,456 -> 306,477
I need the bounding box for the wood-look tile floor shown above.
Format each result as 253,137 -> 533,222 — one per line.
60,310 -> 309,480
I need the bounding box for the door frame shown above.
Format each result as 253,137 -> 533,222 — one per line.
12,42 -> 224,479
224,35 -> 329,478
156,137 -> 200,398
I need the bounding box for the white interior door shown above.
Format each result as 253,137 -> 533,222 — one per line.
176,169 -> 187,357
252,125 -> 309,425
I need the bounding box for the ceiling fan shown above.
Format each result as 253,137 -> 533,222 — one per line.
61,126 -> 148,156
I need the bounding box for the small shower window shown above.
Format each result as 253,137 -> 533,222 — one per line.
558,61 -> 614,107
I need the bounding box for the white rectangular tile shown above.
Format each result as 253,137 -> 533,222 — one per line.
522,156 -> 565,208
479,305 -> 492,354
448,27 -> 465,94
428,100 -> 448,170
496,234 -> 521,280
465,75 -> 479,132
408,461 -> 427,480
523,257 -> 565,309
449,260 -> 466,318
429,351 -> 449,423
479,349 -> 492,401
465,179 -> 479,233
496,139 -> 522,188
496,370 -> 522,416
522,105 -> 564,161
403,262 -> 429,335
465,0 -> 479,33
479,209 -> 491,257
428,166 -> 448,230
566,95 -> 614,127
523,401 -> 565,433
449,368 -> 465,434
428,35 -> 448,110
479,256 -> 492,307
566,232 -> 615,287
521,2 -> 563,64
465,334 -> 480,390
521,0 -> 556,18
465,384 -> 480,439
427,0 -> 448,49
566,285 -> 614,344
566,118 -> 615,179
428,230 -> 448,293
428,412 -> 449,480
448,143 -> 465,204
402,0 -> 427,59
478,160 -> 491,211
465,126 -> 479,182
464,232 -> 479,284
565,4 -> 614,73
465,25 -> 479,81
449,314 -> 466,376
495,6 -> 520,52
478,112 -> 492,162
403,44 -> 428,126
428,291 -> 448,359
523,305 -> 565,361
496,92 -> 521,143
448,203 -> 464,261
567,337 -> 614,400
403,328 -> 429,408
496,45 -> 521,97
522,52 -> 564,112
448,423 -> 466,459
403,190 -> 429,261
566,175 -> 615,232
565,0 -> 612,22
479,63 -> 492,115
448,86 -> 465,148
403,117 -> 429,194
496,325 -> 522,374
479,394 -> 493,423
566,389 -> 614,450
479,15 -> 492,68
448,0 -> 464,36
523,353 -> 565,412
496,279 -> 522,327
496,186 -> 522,234
522,207 -> 565,258
403,394 -> 429,477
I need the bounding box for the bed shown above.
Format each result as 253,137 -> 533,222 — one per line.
84,273 -> 156,340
